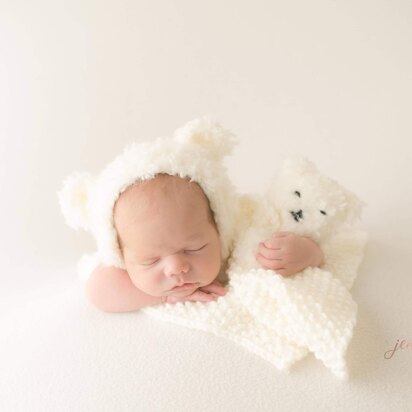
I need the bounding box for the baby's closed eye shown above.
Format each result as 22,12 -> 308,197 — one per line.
138,244 -> 208,265
140,258 -> 160,266
184,244 -> 208,253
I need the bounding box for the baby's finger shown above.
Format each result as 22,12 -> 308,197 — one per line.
258,243 -> 283,260
188,290 -> 217,302
264,231 -> 293,248
199,282 -> 227,296
255,252 -> 285,271
210,279 -> 224,288
262,237 -> 284,249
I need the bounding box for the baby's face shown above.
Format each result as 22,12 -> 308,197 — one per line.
113,175 -> 222,299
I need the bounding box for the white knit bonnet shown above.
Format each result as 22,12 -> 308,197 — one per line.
58,117 -> 240,274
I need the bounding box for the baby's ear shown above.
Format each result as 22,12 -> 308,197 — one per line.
173,115 -> 238,159
57,172 -> 93,231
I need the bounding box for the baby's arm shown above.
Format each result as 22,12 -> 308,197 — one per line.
85,265 -> 227,312
255,232 -> 324,277
85,264 -> 162,312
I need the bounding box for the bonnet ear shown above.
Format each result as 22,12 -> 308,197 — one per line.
280,156 -> 319,177
57,172 -> 93,231
173,115 -> 238,159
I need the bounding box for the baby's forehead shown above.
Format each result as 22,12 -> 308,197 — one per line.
118,174 -> 205,205
113,174 -> 210,223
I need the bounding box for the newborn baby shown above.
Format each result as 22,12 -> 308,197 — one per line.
86,173 -> 324,312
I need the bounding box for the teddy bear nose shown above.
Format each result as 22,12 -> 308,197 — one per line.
290,209 -> 304,222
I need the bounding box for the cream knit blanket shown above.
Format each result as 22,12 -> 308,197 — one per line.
142,158 -> 367,380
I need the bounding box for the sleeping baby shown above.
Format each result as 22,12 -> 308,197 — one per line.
86,172 -> 324,312
58,116 -> 323,313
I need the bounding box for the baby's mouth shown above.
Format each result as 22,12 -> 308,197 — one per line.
170,282 -> 199,291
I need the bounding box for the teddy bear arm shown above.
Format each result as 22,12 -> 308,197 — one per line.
320,228 -> 368,290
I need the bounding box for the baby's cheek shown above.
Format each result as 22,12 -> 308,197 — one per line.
128,269 -> 144,289
128,268 -> 156,293
201,253 -> 221,283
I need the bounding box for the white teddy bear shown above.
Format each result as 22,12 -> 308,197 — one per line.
143,157 -> 367,380
227,157 -> 367,378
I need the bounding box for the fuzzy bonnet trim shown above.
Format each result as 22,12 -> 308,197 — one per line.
58,116 -> 239,272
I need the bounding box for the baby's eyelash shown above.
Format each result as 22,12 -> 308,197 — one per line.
139,244 -> 207,264
140,258 -> 159,266
184,244 -> 207,253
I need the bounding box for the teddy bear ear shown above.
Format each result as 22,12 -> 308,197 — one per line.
281,156 -> 318,175
280,156 -> 319,176
57,172 -> 94,231
173,115 -> 238,159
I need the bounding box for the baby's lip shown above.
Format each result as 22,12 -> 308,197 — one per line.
170,282 -> 199,291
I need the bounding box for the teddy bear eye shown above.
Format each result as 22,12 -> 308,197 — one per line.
294,191 -> 301,198
320,210 -> 327,215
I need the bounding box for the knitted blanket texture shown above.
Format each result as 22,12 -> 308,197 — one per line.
143,158 -> 367,380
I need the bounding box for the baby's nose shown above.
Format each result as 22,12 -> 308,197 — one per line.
164,255 -> 190,278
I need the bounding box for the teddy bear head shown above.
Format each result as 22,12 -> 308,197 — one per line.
266,157 -> 365,240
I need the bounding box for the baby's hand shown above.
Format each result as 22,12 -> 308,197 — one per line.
255,231 -> 324,277
162,280 -> 227,304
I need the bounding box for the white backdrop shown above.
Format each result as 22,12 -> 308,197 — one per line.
1,0 -> 411,292
0,1 -> 411,410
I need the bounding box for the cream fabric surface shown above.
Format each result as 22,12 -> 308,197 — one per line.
0,269 -> 410,412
